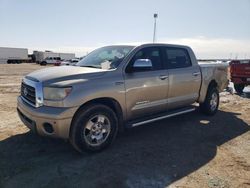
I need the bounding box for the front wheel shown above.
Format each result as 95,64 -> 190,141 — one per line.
200,87 -> 219,115
70,104 -> 118,153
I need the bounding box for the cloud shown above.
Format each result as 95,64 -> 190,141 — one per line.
28,37 -> 250,59
161,37 -> 250,59
103,37 -> 250,59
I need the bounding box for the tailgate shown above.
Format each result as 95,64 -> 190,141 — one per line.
230,60 -> 250,77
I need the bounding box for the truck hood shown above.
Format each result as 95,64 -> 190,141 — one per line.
26,66 -> 107,84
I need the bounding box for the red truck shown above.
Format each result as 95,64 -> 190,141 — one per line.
230,60 -> 250,93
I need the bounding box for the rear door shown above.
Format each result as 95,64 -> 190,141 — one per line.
162,47 -> 201,110
124,47 -> 169,120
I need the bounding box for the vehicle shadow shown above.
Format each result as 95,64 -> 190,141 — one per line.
227,84 -> 250,98
240,91 -> 250,99
0,110 -> 249,188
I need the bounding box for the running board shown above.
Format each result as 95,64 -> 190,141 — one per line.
127,107 -> 196,128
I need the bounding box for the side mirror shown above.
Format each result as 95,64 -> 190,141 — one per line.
129,59 -> 152,72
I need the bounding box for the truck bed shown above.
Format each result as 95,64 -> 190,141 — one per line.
197,61 -> 229,103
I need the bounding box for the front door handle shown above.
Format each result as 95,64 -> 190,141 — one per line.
192,72 -> 201,76
159,75 -> 168,80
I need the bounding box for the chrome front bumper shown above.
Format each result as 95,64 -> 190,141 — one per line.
17,96 -> 78,139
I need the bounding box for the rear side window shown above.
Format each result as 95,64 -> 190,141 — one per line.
164,48 -> 191,69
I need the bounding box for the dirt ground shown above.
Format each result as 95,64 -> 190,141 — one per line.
0,63 -> 249,188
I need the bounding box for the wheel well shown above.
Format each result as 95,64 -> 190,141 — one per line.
85,98 -> 122,115
70,98 -> 124,134
208,80 -> 218,90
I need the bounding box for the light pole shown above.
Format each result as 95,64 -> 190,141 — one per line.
153,13 -> 158,43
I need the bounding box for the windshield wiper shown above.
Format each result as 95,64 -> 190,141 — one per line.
80,65 -> 100,69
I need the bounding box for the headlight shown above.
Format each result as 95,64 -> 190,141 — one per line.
43,87 -> 72,100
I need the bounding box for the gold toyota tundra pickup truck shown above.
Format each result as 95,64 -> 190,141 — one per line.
17,44 -> 228,152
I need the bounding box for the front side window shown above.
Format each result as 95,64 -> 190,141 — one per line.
165,48 -> 191,69
76,46 -> 134,70
128,47 -> 163,71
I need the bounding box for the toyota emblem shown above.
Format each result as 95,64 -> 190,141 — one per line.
23,87 -> 28,96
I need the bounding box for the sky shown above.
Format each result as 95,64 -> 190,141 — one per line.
0,0 -> 250,59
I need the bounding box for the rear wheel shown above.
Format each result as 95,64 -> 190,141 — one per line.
234,83 -> 244,94
70,104 -> 118,153
200,87 -> 219,115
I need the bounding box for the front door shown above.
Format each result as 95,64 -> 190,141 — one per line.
124,47 -> 169,120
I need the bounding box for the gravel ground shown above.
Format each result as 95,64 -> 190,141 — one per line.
0,63 -> 249,188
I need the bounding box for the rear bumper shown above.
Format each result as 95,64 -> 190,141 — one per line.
17,96 -> 78,139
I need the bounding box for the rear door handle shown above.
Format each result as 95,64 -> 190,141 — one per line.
192,72 -> 200,76
159,75 -> 168,80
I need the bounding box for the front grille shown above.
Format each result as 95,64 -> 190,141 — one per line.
21,82 -> 36,106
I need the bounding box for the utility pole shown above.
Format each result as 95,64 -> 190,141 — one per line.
153,13 -> 158,43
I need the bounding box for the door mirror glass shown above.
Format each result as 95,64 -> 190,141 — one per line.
132,59 -> 153,72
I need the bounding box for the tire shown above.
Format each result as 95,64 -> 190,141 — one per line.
234,83 -> 244,94
70,104 -> 118,153
200,87 -> 219,115
40,61 -> 47,66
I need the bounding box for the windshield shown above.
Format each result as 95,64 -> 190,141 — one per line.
76,46 -> 134,69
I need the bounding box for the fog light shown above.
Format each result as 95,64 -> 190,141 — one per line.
43,123 -> 54,134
